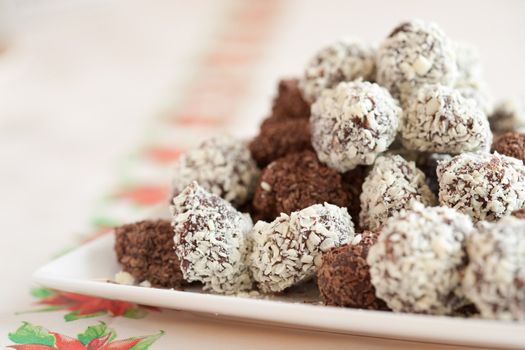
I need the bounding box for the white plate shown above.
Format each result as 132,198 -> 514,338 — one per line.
33,233 -> 525,349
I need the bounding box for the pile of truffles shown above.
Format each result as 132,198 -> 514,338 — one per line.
114,19 -> 525,322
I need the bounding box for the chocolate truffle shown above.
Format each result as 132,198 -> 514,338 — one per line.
299,39 -> 376,103
271,79 -> 310,120
318,231 -> 389,310
376,20 -> 457,104
401,84 -> 492,154
171,182 -> 253,294
492,132 -> 525,163
367,203 -> 474,314
311,81 -> 401,172
171,136 -> 259,208
252,150 -> 350,221
490,98 -> 525,134
512,208 -> 525,219
114,219 -> 185,289
250,203 -> 354,293
249,118 -> 313,168
360,155 -> 436,231
437,152 -> 525,222
463,216 -> 525,321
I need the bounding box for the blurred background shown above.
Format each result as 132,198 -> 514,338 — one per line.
1,0 -> 525,312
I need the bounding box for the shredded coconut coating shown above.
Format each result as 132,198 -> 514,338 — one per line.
462,217 -> 525,321
360,155 -> 437,231
299,39 -> 376,103
376,20 -> 457,104
171,136 -> 259,207
367,203 -> 474,314
171,182 -> 253,294
310,81 -> 401,172
490,97 -> 525,134
437,152 -> 525,222
250,203 -> 354,293
401,84 -> 492,154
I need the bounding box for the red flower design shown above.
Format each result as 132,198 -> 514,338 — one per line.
8,322 -> 163,350
28,288 -> 158,321
145,147 -> 183,163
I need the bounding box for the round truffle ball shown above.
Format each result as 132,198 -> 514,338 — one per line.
360,155 -> 436,231
492,132 -> 525,163
171,182 -> 253,294
171,136 -> 259,208
249,118 -> 313,168
318,231 -> 389,310
401,84 -> 492,154
252,150 -> 350,221
437,152 -> 525,222
271,78 -> 310,120
299,39 -> 376,103
463,216 -> 525,321
490,98 -> 525,134
250,203 -> 354,293
376,20 -> 457,104
311,81 -> 401,172
114,219 -> 185,289
367,203 -> 474,314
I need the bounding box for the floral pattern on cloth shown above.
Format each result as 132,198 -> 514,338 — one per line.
23,288 -> 159,322
7,321 -> 163,349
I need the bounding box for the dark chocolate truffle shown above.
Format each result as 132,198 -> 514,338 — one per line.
492,132 -> 525,163
271,79 -> 310,120
318,231 -> 389,310
114,219 -> 185,289
249,118 -> 313,168
252,150 -> 351,221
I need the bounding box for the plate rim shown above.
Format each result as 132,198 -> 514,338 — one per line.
33,233 -> 525,349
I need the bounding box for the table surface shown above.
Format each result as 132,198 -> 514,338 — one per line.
1,0 -> 524,349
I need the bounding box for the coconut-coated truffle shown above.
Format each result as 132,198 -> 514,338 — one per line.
249,118 -> 313,168
360,155 -> 436,231
171,182 -> 253,294
401,84 -> 492,154
492,132 -> 525,163
463,216 -> 525,321
252,150 -> 350,221
318,231 -> 389,310
299,39 -> 376,103
367,203 -> 474,314
376,20 -> 457,104
271,78 -> 310,120
114,219 -> 185,289
311,81 -> 401,172
250,203 -> 354,293
171,136 -> 259,208
490,98 -> 525,134
437,152 -> 525,222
